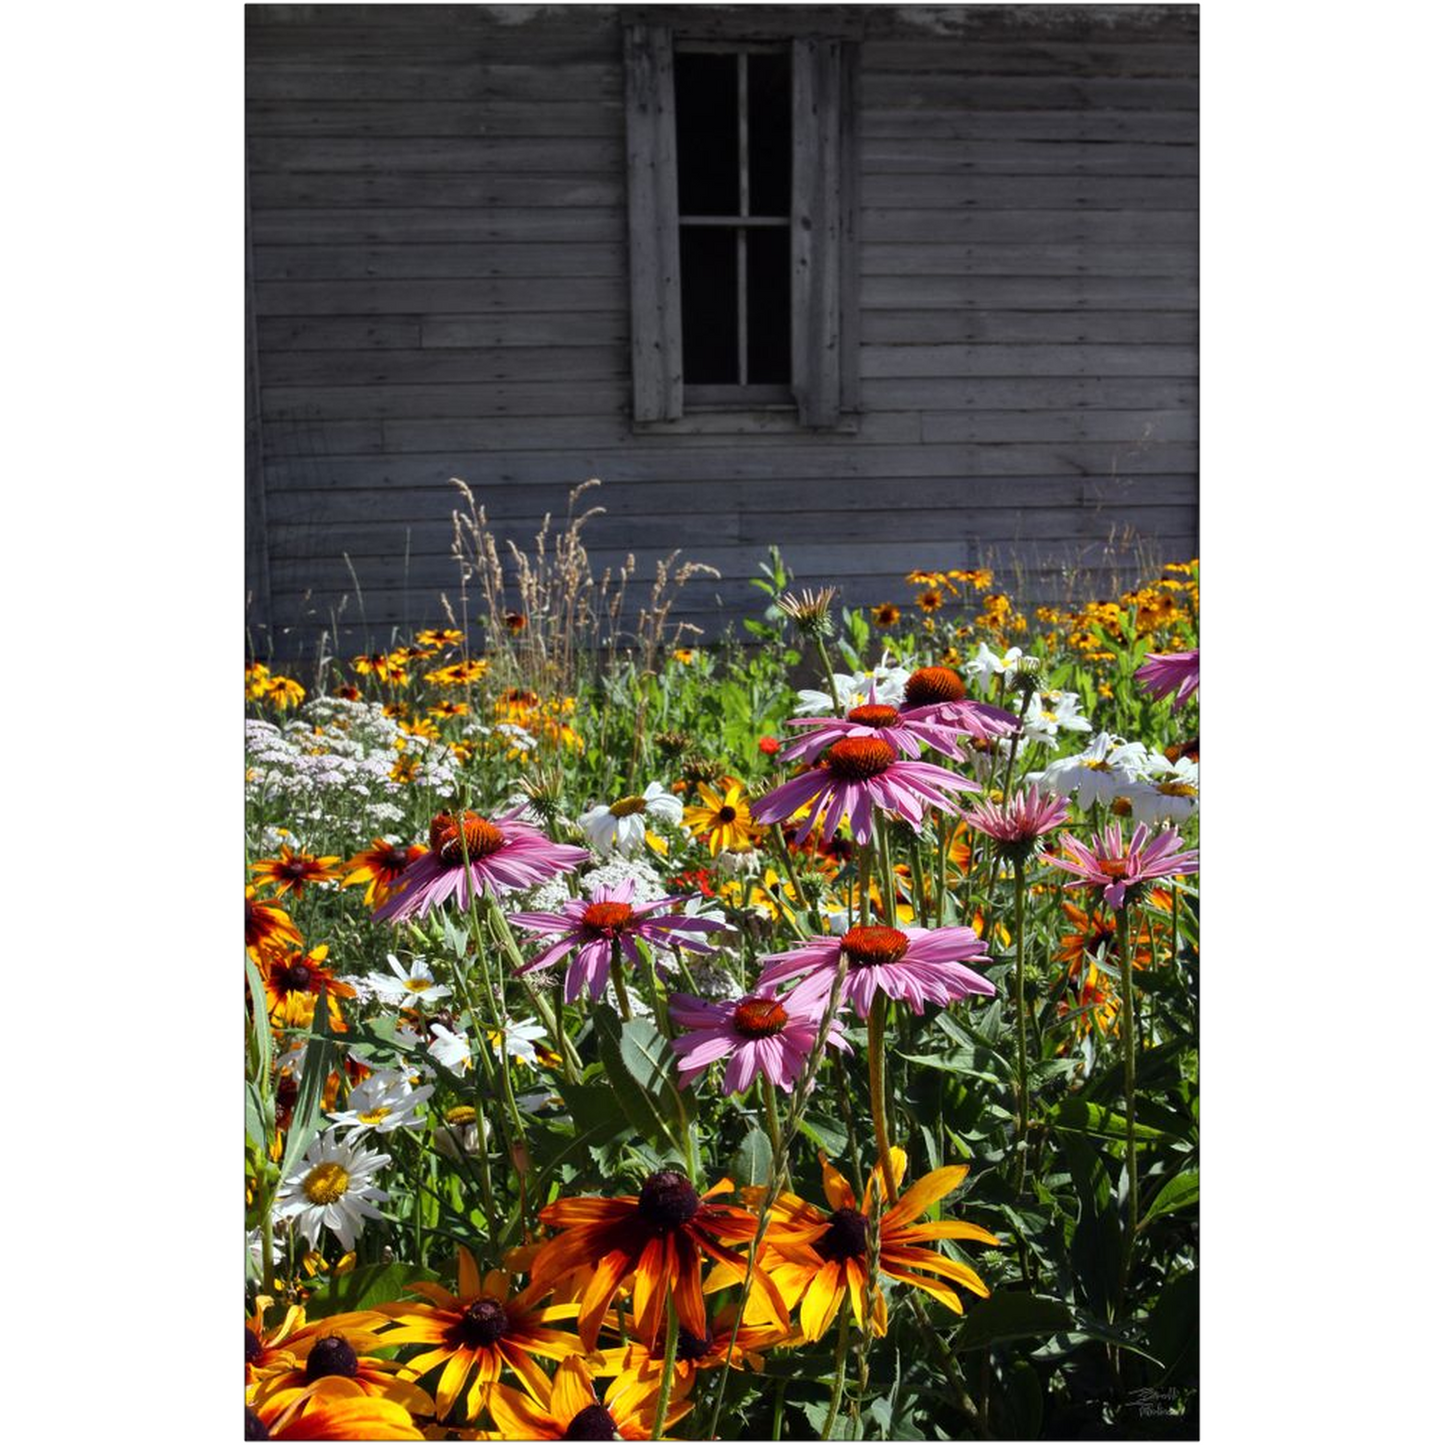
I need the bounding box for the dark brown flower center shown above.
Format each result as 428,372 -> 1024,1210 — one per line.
904,666 -> 966,706
581,901 -> 635,936
453,1298 -> 508,1349
825,737 -> 896,781
637,1170 -> 700,1234
244,1326 -> 261,1364
563,1403 -> 619,1440
846,704 -> 900,729
676,1324 -> 713,1362
716,805 -> 737,823
280,858 -> 309,879
817,1206 -> 869,1262
430,812 -> 506,865
305,1335 -> 359,1381
839,925 -> 910,966
733,998 -> 789,1038
244,1407 -> 271,1440
280,961 -> 313,992
383,844 -> 412,870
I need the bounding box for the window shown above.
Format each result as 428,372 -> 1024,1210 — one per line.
624,25 -> 858,427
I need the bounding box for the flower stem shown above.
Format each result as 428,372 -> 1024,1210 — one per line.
761,1076 -> 790,1190
1012,860 -> 1035,1292
820,1309 -> 851,1439
551,975 -> 578,1086
867,993 -> 900,1205
770,822 -> 814,930
1116,899 -> 1139,1247
609,941 -> 633,1021
650,1296 -> 680,1440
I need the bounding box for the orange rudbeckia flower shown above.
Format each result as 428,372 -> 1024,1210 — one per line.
245,886 -> 301,962
486,1353 -> 693,1441
530,1171 -> 787,1352
250,846 -> 342,899
376,1247 -> 584,1426
721,1150 -> 997,1341
263,944 -> 355,1033
248,1377 -> 425,1440
340,837 -> 427,907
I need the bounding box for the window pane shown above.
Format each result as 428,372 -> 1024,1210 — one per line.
680,226 -> 739,384
747,227 -> 791,385
747,50 -> 792,217
675,52 -> 739,216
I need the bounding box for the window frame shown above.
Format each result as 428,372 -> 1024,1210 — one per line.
624,23 -> 859,431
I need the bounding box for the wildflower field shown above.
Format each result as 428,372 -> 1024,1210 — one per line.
245,491 -> 1199,1441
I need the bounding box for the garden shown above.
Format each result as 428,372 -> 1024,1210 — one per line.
244,484 -> 1199,1440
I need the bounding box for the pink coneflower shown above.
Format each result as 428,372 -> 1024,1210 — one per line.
901,666 -> 1019,739
780,682 -> 984,765
964,785 -> 1071,861
751,737 -> 978,846
759,923 -> 995,1017
1043,822 -> 1199,910
509,878 -> 726,1003
669,988 -> 850,1094
1135,648 -> 1199,710
371,810 -> 589,924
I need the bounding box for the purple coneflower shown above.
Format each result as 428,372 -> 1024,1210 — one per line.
900,665 -> 1019,739
1135,648 -> 1199,711
751,737 -> 978,846
964,785 -> 1071,862
372,810 -> 589,924
1043,822 -> 1199,909
669,988 -> 849,1094
759,923 -> 995,1017
780,683 -> 980,764
509,878 -> 726,1003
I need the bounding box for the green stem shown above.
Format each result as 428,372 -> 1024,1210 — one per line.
1117,899 -> 1139,1256
761,1077 -> 790,1190
867,994 -> 900,1204
816,635 -> 844,715
650,1297 -> 680,1440
936,809 -> 951,927
552,975 -> 578,1086
1012,861 -> 1035,1291
609,941 -> 634,1021
875,814 -> 899,927
820,1309 -> 851,1439
770,822 -> 814,930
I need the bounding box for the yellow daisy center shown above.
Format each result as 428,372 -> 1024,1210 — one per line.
403,977 -> 432,993
609,794 -> 648,817
1157,781 -> 1198,798
302,1162 -> 351,1205
357,1106 -> 392,1125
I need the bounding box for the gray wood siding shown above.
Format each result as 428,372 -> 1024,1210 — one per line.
246,4 -> 1197,653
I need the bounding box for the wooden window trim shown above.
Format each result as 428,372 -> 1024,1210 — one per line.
625,24 -> 859,431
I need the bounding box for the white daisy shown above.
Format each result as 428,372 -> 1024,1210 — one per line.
1124,756 -> 1199,828
964,642 -> 1024,694
327,1070 -> 435,1136
578,781 -> 683,855
488,1017 -> 550,1068
1030,733 -> 1152,809
363,954 -> 452,1009
1022,690 -> 1092,748
273,1130 -> 390,1253
795,663 -> 913,716
432,1106 -> 489,1164
427,1023 -> 472,1075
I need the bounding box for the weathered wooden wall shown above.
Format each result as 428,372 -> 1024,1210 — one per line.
245,3 -> 1198,655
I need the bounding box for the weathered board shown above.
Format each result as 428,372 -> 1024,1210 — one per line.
246,3 -> 1198,657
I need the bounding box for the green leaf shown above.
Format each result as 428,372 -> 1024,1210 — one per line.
245,1081 -> 272,1151
1141,1170 -> 1199,1226
730,1127 -> 773,1187
591,1007 -> 690,1157
1146,1269 -> 1199,1388
278,985 -> 335,1183
794,1113 -> 849,1158
304,1262 -> 439,1319
1052,1095 -> 1167,1142
245,956 -> 273,1082
957,1292 -> 1072,1350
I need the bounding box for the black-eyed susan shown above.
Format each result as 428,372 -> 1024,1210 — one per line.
249,1330 -> 434,1422
725,1150 -> 997,1340
245,886 -> 301,961
340,837 -> 428,907
377,1247 -> 585,1424
263,944 -> 355,1032
250,846 -> 342,899
249,1377 -> 426,1440
682,778 -> 757,856
416,627 -> 463,650
265,675 -> 306,709
594,1302 -> 779,1392
870,601 -> 901,628
530,1171 -> 788,1351
486,1353 -> 693,1441
915,587 -> 945,613
245,1302 -> 390,1398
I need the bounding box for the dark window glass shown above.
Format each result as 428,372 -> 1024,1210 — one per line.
680,226 -> 739,383
747,228 -> 791,384
675,53 -> 738,215
747,51 -> 791,216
